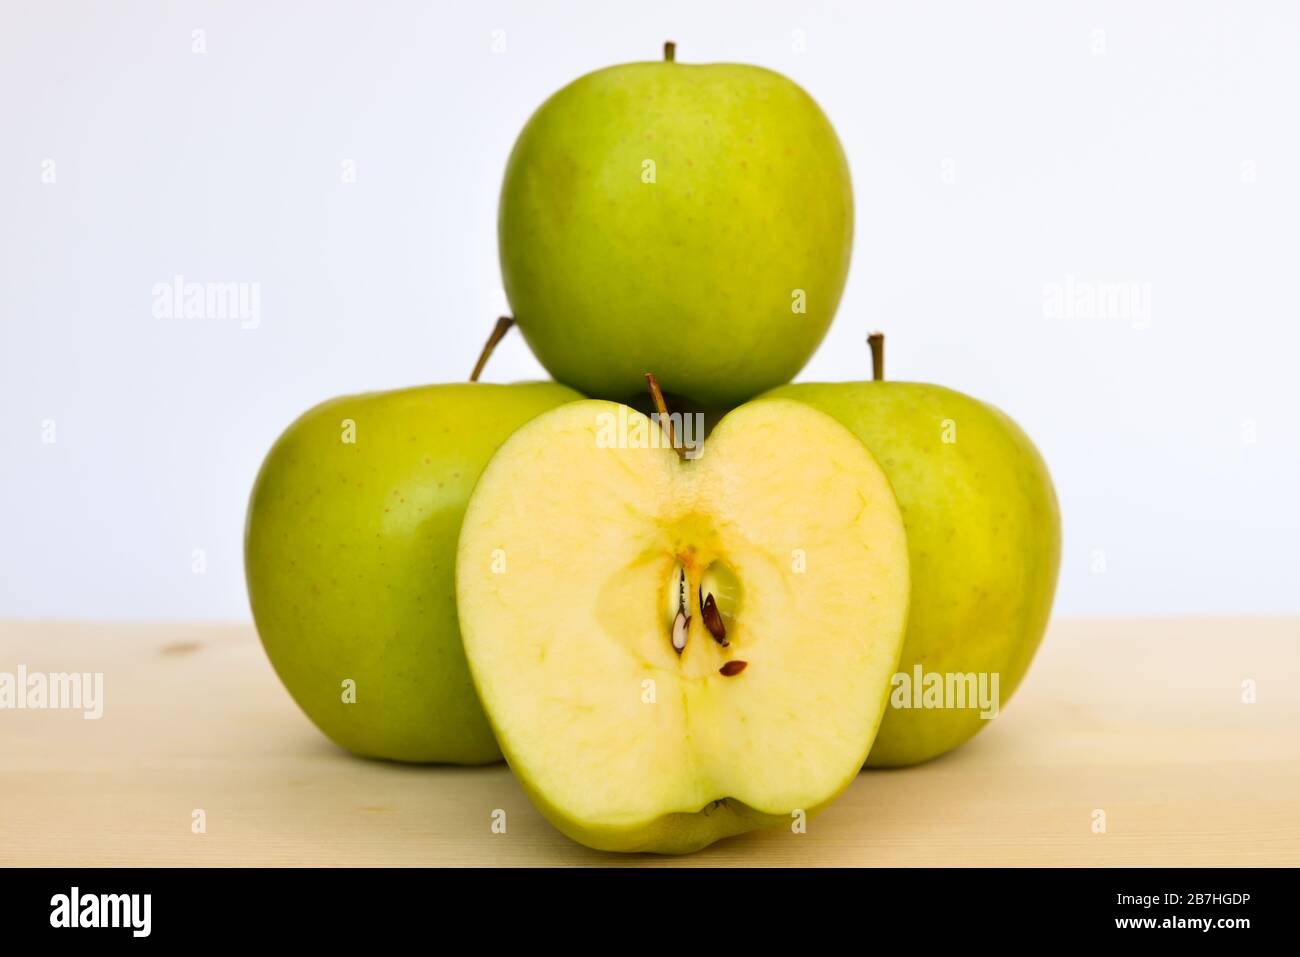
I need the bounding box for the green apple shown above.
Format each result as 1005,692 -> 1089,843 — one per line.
766,336 -> 1061,766
455,395 -> 910,852
498,42 -> 853,408
245,379 -> 580,763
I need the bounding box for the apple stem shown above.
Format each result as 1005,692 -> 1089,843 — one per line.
644,372 -> 687,461
469,316 -> 515,382
867,331 -> 885,381
664,41 -> 676,62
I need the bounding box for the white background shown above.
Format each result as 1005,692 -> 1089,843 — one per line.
2,0 -> 1297,621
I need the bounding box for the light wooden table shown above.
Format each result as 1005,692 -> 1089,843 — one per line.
2,618 -> 1297,866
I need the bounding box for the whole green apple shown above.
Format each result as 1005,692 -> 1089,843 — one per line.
499,43 -> 853,408
245,379 -> 580,763
767,336 -> 1061,766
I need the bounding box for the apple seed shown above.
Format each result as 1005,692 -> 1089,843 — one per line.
700,592 -> 728,646
672,609 -> 689,654
719,660 -> 747,676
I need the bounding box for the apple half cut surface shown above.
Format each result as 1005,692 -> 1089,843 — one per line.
455,398 -> 910,853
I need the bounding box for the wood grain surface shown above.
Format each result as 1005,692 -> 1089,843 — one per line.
2,617 -> 1297,866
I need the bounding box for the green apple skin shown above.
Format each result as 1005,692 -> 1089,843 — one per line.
499,59 -> 853,409
766,382 -> 1061,766
522,785 -> 836,857
245,382 -> 580,764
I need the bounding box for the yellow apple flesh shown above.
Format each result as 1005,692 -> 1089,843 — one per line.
456,398 -> 910,852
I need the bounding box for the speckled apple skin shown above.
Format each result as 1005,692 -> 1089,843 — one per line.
768,381 -> 1061,766
245,382 -> 580,763
500,60 -> 853,408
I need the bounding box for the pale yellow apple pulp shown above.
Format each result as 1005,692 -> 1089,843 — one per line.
456,399 -> 910,852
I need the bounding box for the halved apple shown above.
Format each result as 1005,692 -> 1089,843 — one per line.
455,398 -> 910,853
